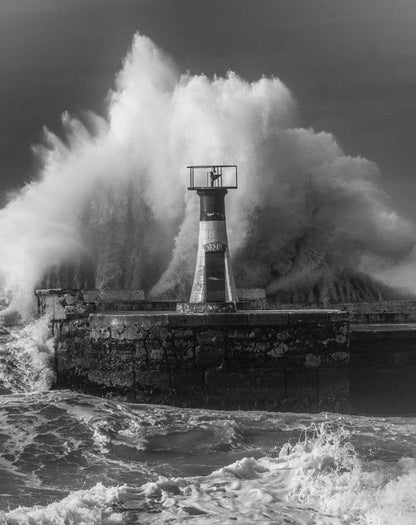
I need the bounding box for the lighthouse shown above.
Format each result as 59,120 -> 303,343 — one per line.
188,165 -> 238,303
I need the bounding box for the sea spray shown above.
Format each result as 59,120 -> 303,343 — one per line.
0,316 -> 54,393
0,33 -> 413,313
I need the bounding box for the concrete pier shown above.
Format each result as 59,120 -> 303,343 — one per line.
36,289 -> 350,411
54,308 -> 349,412
36,290 -> 416,414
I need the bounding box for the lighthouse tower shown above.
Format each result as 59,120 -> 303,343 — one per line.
188,165 -> 238,303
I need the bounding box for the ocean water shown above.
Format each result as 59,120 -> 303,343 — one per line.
1,319 -> 416,524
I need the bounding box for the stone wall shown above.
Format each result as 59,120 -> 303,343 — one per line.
38,289 -> 416,414
52,309 -> 350,412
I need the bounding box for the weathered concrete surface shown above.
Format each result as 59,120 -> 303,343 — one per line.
51,308 -> 350,412
35,289 -> 262,317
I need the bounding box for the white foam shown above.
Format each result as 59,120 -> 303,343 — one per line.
0,316 -> 55,393
1,483 -> 125,524
1,405 -> 416,523
116,422 -> 416,524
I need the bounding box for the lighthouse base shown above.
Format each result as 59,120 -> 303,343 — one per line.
177,302 -> 237,313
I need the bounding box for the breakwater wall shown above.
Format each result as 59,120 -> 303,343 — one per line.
36,290 -> 350,412
37,290 -> 416,414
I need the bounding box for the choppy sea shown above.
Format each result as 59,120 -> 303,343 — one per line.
1,316 -> 416,524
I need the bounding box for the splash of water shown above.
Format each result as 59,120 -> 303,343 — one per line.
1,483 -> 124,524
0,33 -> 414,315
3,415 -> 416,524
0,316 -> 55,393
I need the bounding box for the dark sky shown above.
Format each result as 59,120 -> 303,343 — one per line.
1,0 -> 416,219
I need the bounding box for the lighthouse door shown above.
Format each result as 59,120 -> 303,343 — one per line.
205,250 -> 225,302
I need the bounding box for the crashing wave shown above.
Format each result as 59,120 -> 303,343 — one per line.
0,33 -> 414,314
2,414 -> 416,524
